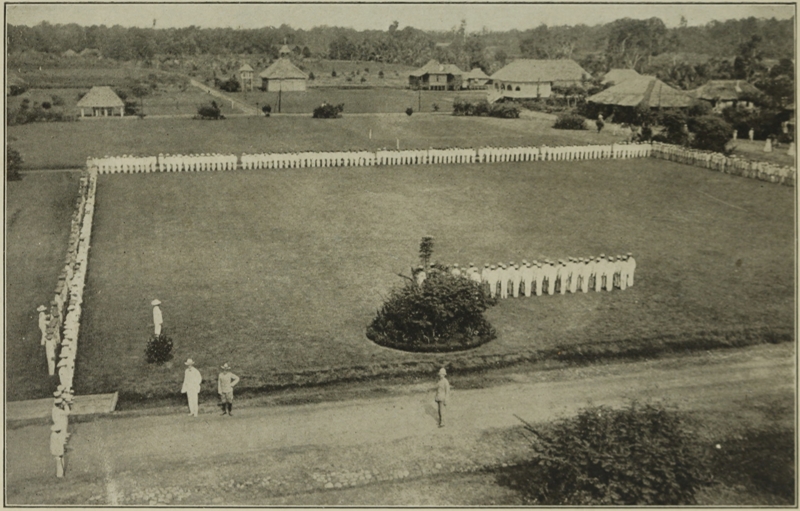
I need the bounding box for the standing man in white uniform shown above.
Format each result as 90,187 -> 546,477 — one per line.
181,358 -> 203,417
152,299 -> 163,335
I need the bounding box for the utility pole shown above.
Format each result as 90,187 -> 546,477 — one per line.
278,80 -> 282,113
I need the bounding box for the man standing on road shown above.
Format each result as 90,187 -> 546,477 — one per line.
181,358 -> 202,417
218,363 -> 240,416
151,299 -> 163,336
435,367 -> 450,428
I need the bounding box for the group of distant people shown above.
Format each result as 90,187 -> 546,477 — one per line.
414,254 -> 636,297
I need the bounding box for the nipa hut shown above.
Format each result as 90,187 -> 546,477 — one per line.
76,86 -> 125,117
588,76 -> 694,110
259,55 -> 307,92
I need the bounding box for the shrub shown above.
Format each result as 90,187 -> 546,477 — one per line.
489,102 -> 521,119
197,101 -> 223,120
7,148 -> 23,181
219,78 -> 240,92
379,70 -> 385,79
453,99 -> 517,118
8,85 -> 27,96
308,71 -> 315,80
405,107 -> 413,116
516,402 -> 711,505
262,104 -> 271,117
41,101 -> 52,110
51,94 -> 65,106
658,110 -> 690,145
432,103 -> 440,112
360,76 -> 367,83
331,69 -> 337,77
145,333 -> 174,364
689,116 -> 732,153
313,103 -> 344,119
553,113 -> 587,130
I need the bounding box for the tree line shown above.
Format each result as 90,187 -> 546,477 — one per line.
7,16 -> 794,76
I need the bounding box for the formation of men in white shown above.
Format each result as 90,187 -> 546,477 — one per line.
36,170 -> 98,477
88,142 -> 655,174
415,254 -> 636,298
651,142 -> 795,186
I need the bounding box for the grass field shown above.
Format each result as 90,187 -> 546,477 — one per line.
233,88 -> 486,114
9,114 -> 626,169
6,173 -> 80,401
41,157 -> 791,403
727,138 -> 796,167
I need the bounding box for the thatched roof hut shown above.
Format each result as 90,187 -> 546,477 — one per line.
588,76 -> 693,109
259,58 -> 307,91
601,68 -> 641,86
76,86 -> 125,117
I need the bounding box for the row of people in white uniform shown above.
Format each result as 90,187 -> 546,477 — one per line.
87,142 -> 655,173
415,254 -> 636,297
650,142 -> 795,185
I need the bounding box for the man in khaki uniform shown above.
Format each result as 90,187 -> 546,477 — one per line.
218,363 -> 240,416
434,367 -> 450,428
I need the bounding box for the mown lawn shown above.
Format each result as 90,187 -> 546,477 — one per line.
62,158 -> 794,401
6,173 -> 80,401
9,114 -> 625,169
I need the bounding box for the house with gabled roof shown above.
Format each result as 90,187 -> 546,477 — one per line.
462,68 -> 490,89
601,68 -> 641,86
409,60 -> 463,91
690,80 -> 761,112
489,59 -> 589,100
588,76 -> 694,109
259,57 -> 308,92
76,86 -> 125,117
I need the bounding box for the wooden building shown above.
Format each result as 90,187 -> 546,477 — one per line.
489,59 -> 589,101
408,60 -> 463,91
76,86 -> 125,117
238,63 -> 254,92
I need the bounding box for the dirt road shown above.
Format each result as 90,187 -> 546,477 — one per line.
6,342 -> 794,505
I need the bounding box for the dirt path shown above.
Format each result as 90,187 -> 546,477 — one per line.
6,343 -> 794,505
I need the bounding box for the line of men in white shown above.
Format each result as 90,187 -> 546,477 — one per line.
650,142 -> 796,185
39,171 -> 98,478
415,254 -> 636,297
86,142 -> 654,173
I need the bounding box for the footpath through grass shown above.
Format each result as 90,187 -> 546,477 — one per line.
6,173 -> 80,401
67,158 -> 794,403
9,114 -> 625,170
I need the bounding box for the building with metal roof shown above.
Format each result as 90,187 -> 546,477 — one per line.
488,59 -> 589,101
409,60 -> 463,91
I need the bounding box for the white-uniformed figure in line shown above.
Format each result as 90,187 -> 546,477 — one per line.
606,256 -> 617,291
450,263 -> 461,278
533,261 -> 543,296
50,423 -> 67,478
44,330 -> 57,376
626,252 -> 636,287
468,264 -> 482,283
546,260 -> 558,295
568,257 -> 579,293
498,263 -> 509,299
521,260 -> 533,297
415,265 -> 426,286
52,396 -> 70,432
555,260 -> 566,294
480,264 -> 491,291
38,305 -> 49,345
511,264 -> 522,297
58,358 -> 74,389
592,256 -> 603,292
487,265 -> 498,298
152,299 -> 163,335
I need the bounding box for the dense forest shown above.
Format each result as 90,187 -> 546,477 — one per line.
6,17 -> 794,94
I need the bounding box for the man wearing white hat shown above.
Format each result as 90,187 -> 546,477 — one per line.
434,367 -> 450,428
511,264 -> 522,298
151,299 -> 163,335
38,305 -> 49,345
521,261 -> 534,298
181,358 -> 202,417
217,363 -> 240,416
52,397 -> 70,432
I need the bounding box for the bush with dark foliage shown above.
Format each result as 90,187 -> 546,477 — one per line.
7,148 -> 23,181
689,116 -> 732,153
405,107 -> 413,116
145,333 -> 174,364
515,402 -> 711,505
366,268 -> 497,352
553,113 -> 587,130
453,98 -> 519,118
313,103 -> 344,118
197,101 -> 224,120
218,78 -> 240,93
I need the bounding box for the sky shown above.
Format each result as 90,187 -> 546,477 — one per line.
6,3 -> 795,32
